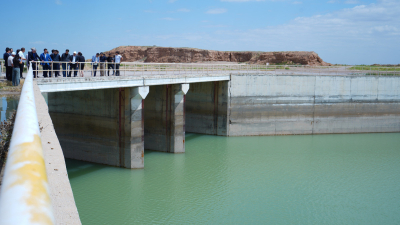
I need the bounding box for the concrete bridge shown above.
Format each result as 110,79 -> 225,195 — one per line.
1,63 -> 400,224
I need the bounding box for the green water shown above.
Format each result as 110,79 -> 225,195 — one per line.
66,133 -> 400,224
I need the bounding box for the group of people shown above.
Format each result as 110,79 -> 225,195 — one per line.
3,47 -> 25,86
91,51 -> 123,77
3,47 -> 124,79
27,48 -> 86,78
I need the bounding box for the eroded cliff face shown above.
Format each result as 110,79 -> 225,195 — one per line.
104,46 -> 331,66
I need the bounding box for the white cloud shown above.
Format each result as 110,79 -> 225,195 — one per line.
55,0 -> 62,5
292,1 -> 302,4
206,8 -> 227,14
169,0 -> 178,3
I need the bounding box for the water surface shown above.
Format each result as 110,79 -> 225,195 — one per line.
66,133 -> 400,224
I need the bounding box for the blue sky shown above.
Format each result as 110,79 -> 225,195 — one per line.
1,0 -> 399,65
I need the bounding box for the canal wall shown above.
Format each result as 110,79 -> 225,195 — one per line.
33,82 -> 81,225
229,74 -> 400,136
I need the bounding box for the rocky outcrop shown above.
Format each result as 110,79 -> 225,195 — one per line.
104,46 -> 331,66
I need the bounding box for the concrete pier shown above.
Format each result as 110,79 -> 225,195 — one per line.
144,84 -> 189,153
48,86 -> 149,169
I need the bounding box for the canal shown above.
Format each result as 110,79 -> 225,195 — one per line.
66,133 -> 400,224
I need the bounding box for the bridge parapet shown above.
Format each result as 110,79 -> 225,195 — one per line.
0,66 -> 55,224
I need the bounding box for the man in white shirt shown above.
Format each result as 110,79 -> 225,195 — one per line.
18,48 -> 26,79
114,51 -> 123,76
69,51 -> 78,77
8,52 -> 15,69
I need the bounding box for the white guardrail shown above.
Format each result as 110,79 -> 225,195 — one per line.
0,64 -> 54,225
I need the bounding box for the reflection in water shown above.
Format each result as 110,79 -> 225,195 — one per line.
0,96 -> 19,122
66,133 -> 400,225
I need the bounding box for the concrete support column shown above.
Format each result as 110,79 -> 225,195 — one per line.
144,84 -> 190,153
125,86 -> 149,168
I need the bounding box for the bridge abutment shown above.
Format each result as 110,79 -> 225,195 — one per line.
144,84 -> 189,153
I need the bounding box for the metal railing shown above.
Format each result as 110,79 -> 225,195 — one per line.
0,64 -> 54,224
27,61 -> 400,78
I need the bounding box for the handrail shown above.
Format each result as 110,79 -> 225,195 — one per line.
0,64 -> 54,225
27,61 -> 400,77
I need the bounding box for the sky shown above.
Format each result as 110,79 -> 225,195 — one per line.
1,0 -> 399,65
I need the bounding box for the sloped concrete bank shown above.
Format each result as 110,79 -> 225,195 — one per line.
34,82 -> 81,225
228,74 -> 400,136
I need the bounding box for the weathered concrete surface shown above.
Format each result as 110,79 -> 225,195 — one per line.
33,82 -> 81,225
229,74 -> 400,136
49,87 -> 149,168
144,84 -> 189,153
186,81 -> 229,136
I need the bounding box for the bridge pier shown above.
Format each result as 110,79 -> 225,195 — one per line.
144,84 -> 189,153
48,86 -> 149,169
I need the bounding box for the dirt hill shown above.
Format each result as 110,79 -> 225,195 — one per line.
104,46 -> 331,66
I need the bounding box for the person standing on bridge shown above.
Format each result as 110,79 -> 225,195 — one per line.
40,48 -> 53,78
99,52 -> 107,76
114,51 -> 123,76
78,52 -> 85,77
61,49 -> 71,77
69,51 -> 79,77
107,53 -> 114,76
91,53 -> 99,77
28,48 -> 40,78
51,50 -> 61,77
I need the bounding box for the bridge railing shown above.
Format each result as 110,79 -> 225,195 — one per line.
15,61 -> 400,77
0,64 -> 55,224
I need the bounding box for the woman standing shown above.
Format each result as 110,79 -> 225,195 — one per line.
12,53 -> 22,86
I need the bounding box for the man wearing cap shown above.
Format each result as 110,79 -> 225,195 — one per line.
28,48 -> 41,78
18,48 -> 26,79
40,48 -> 53,78
7,52 -> 15,81
69,51 -> 79,77
99,52 -> 107,76
3,48 -> 12,81
91,53 -> 100,77
61,49 -> 71,77
114,51 -> 123,76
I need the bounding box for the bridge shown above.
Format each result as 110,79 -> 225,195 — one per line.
0,63 -> 400,224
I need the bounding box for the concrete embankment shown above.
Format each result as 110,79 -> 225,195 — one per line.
34,82 -> 81,225
228,74 -> 400,136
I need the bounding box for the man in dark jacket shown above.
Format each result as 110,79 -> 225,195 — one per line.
3,48 -> 11,81
107,54 -> 114,76
28,48 -> 40,78
51,50 -> 61,77
60,49 -> 71,77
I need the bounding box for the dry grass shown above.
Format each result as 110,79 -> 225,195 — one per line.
0,80 -> 24,94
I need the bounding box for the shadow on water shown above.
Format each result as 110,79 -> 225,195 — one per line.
65,159 -> 106,179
